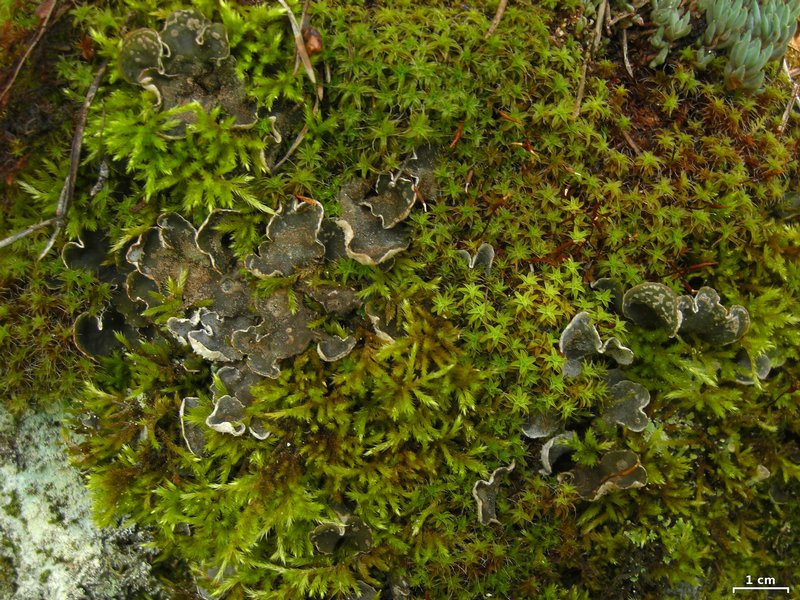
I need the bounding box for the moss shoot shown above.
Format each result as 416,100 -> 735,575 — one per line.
1,0 -> 799,598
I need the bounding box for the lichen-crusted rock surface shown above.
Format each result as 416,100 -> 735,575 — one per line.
0,404 -> 165,599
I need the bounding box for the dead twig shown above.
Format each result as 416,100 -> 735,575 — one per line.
573,0 -> 607,118
37,60 -> 108,260
0,61 -> 108,254
485,0 -> 508,39
781,59 -> 800,127
0,217 -> 59,251
779,79 -> 800,133
273,96 -> 320,172
278,0 -> 322,100
293,0 -> 313,75
606,0 -> 648,29
621,129 -> 642,155
622,28 -> 633,78
0,0 -> 58,108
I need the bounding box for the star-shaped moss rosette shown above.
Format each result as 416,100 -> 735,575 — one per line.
559,311 -> 634,377
61,231 -> 150,356
244,200 -> 325,277
126,212 -> 251,317
118,9 -> 257,138
472,461 -> 515,525
558,449 -> 647,501
676,286 -> 750,345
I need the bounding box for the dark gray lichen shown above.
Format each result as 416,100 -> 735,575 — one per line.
299,282 -> 361,316
245,200 -> 325,277
317,334 -> 357,362
185,310 -> 255,363
205,394 -> 246,436
72,310 -> 138,357
118,9 -> 257,138
126,212 -> 250,317
309,515 -> 373,555
179,397 -> 206,455
231,289 -> 318,378
472,461 -> 516,525
540,432 -> 575,476
61,231 -> 149,355
365,303 -> 404,344
363,173 -> 418,229
734,349 -> 774,385
336,179 -> 411,266
65,150 -> 435,444
214,364 -> 262,406
622,282 -> 682,335
676,286 -> 750,345
558,449 -> 647,501
559,312 -> 633,377
457,242 -> 495,276
522,410 -> 560,439
591,277 -> 624,314
346,581 -> 378,600
600,380 -> 651,433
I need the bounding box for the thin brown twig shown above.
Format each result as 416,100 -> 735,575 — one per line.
0,218 -> 59,250
606,0 -> 648,29
0,0 -> 58,108
622,27 -> 633,78
293,0 -> 313,75
272,97 -> 320,172
278,0 -> 321,100
780,60 -> 800,132
779,79 -> 800,133
38,59 -> 109,260
573,0 -> 607,118
594,0 -> 608,54
621,130 -> 641,155
485,0 -> 508,39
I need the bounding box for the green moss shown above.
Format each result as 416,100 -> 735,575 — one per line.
1,0 -> 799,597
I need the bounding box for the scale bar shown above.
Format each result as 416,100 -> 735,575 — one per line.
732,587 -> 790,593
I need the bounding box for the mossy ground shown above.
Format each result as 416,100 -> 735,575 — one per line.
1,0 -> 799,598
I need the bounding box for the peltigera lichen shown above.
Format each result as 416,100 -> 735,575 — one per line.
1,0 -> 799,598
